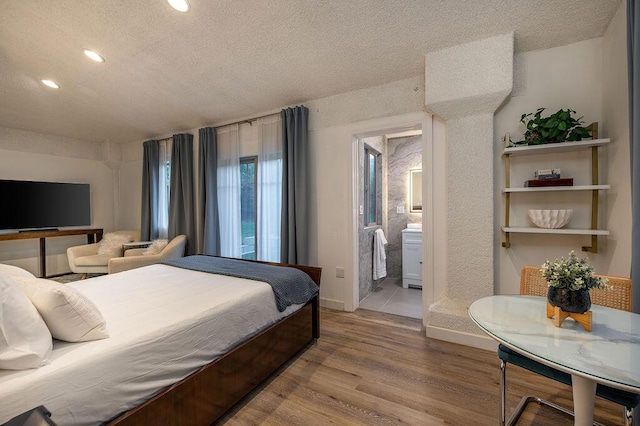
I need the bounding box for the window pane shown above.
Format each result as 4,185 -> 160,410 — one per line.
364,146 -> 379,226
157,140 -> 171,239
367,153 -> 376,224
240,159 -> 256,260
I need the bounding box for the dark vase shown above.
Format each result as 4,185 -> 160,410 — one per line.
547,287 -> 591,313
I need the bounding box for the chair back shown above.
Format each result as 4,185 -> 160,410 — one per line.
520,265 -> 633,312
161,235 -> 187,259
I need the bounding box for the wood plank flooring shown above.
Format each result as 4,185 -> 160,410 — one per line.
217,308 -> 623,425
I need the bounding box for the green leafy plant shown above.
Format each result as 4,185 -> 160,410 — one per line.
518,108 -> 592,145
540,251 -> 608,291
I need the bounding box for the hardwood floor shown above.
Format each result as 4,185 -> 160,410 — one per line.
217,308 -> 623,425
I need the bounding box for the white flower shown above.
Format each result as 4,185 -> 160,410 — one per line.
540,250 -> 608,291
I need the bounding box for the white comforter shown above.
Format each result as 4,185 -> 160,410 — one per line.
0,264 -> 301,425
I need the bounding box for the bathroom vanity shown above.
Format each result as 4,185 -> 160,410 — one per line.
401,226 -> 422,288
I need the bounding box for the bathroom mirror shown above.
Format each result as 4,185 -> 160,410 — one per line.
410,169 -> 422,212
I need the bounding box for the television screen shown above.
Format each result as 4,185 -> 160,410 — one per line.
0,180 -> 91,231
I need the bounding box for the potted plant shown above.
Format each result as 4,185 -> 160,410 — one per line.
540,250 -> 608,313
517,108 -> 593,145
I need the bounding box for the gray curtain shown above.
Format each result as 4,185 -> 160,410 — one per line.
630,0 -> 640,318
198,127 -> 220,255
281,106 -> 309,264
140,140 -> 159,241
168,133 -> 196,255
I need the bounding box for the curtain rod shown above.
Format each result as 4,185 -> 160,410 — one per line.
154,111 -> 281,141
215,111 -> 280,128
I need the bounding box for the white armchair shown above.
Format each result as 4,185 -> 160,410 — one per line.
108,235 -> 187,274
67,230 -> 140,278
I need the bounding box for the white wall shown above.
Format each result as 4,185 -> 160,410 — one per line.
495,34 -> 630,295
288,78 -> 426,310
0,128 -> 116,276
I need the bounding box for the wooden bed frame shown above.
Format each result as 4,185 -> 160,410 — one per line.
105,260 -> 321,426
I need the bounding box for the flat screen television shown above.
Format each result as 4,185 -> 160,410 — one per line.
0,179 -> 91,231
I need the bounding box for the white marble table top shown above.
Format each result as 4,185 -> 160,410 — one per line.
469,295 -> 640,394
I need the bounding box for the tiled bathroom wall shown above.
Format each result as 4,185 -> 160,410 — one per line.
386,135 -> 422,279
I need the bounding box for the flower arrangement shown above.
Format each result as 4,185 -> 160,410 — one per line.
540,250 -> 608,291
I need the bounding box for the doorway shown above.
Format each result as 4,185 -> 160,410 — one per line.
357,129 -> 423,318
345,113 -> 432,318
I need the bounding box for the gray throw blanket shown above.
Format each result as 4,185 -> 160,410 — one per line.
163,255 -> 319,312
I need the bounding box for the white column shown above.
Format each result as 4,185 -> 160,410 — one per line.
425,33 -> 514,339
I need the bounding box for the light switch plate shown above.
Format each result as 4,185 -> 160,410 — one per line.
359,205 -> 364,215
397,205 -> 405,214
336,267 -> 345,278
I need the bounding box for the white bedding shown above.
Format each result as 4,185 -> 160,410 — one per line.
0,264 -> 303,425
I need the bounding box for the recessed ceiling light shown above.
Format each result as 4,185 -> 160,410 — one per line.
41,80 -> 60,89
168,0 -> 190,12
84,49 -> 105,63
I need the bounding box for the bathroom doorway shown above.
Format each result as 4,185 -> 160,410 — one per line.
355,128 -> 424,319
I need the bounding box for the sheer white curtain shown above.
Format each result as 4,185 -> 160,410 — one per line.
217,125 -> 242,257
257,115 -> 283,262
157,139 -> 171,239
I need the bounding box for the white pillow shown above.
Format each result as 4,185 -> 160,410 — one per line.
13,277 -> 109,343
0,275 -> 52,370
0,263 -> 36,279
97,232 -> 133,257
143,239 -> 168,255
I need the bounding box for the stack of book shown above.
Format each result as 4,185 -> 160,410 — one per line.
525,169 -> 573,187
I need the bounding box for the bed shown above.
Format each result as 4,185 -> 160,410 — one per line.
0,256 -> 321,426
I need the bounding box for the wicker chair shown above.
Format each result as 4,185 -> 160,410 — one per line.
499,266 -> 638,426
519,265 -> 632,311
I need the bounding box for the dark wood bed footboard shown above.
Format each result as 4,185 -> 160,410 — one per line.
107,261 -> 321,426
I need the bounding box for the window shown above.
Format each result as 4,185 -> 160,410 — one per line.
158,139 -> 172,239
215,117 -> 282,261
240,157 -> 257,260
364,145 -> 380,226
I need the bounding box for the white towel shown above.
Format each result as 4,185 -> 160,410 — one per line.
373,228 -> 388,280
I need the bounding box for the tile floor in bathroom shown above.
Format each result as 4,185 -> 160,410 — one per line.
359,277 -> 422,319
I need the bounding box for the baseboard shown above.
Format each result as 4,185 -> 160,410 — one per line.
320,297 -> 344,311
425,325 -> 497,352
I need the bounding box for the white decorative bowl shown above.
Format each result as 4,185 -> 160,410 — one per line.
528,209 -> 573,229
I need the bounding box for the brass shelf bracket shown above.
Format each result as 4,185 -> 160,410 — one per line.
502,153 -> 511,248
583,143 -> 600,253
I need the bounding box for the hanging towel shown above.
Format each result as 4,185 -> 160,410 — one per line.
373,228 -> 388,280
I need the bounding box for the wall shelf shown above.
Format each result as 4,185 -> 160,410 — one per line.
503,185 -> 610,193
502,227 -> 610,236
503,138 -> 610,156
501,124 -> 609,253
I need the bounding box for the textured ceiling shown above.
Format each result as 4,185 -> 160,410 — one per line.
0,0 -> 622,144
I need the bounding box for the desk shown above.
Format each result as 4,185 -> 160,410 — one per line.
469,295 -> 640,426
0,228 -> 103,278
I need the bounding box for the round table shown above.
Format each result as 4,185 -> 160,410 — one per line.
469,295 -> 640,426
